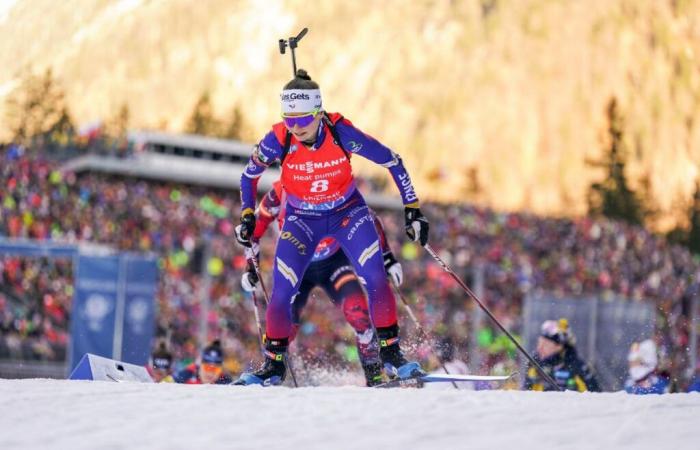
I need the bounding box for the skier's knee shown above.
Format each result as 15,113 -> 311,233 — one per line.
342,293 -> 372,332
267,294 -> 293,324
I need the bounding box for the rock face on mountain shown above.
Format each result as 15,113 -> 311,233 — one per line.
1,0 -> 698,223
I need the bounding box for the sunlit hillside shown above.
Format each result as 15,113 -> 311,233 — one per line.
1,0 -> 699,227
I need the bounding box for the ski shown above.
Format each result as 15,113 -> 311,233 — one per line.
374,373 -> 515,389
423,373 -> 515,383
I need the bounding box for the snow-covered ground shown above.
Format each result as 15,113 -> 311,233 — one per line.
1,379 -> 699,450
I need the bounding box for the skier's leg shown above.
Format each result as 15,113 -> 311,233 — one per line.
288,277 -> 314,343
319,251 -> 382,386
236,215 -> 320,386
332,200 -> 424,379
265,217 -> 319,340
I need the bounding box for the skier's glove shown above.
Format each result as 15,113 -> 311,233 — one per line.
404,207 -> 429,246
241,264 -> 259,293
383,251 -> 403,287
235,210 -> 256,247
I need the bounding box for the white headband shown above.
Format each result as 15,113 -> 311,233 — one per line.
280,89 -> 322,114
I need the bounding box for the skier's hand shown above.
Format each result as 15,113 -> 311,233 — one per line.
235,210 -> 256,247
383,251 -> 403,287
241,266 -> 259,292
404,207 -> 429,246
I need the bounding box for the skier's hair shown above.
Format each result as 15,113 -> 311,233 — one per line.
283,69 -> 319,90
201,339 -> 224,365
151,340 -> 172,369
154,341 -> 170,356
205,339 -> 222,352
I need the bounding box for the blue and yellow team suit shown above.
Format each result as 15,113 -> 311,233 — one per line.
524,345 -> 601,392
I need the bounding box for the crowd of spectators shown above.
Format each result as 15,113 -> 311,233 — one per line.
1,143 -> 698,389
0,256 -> 72,360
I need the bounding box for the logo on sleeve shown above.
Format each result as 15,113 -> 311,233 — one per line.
398,173 -> 418,203
253,145 -> 273,165
348,141 -> 363,152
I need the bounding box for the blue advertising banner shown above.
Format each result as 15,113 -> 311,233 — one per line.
69,253 -> 157,372
69,255 -> 120,371
119,255 -> 158,366
0,238 -> 77,258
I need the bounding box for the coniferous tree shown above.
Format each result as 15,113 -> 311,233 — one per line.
687,182 -> 700,255
221,105 -> 244,140
105,103 -> 130,139
587,98 -> 645,225
5,67 -> 74,146
48,105 -> 75,146
185,92 -> 222,137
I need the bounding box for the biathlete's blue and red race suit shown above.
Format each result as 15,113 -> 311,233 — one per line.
236,112 -> 425,385
247,180 -> 401,385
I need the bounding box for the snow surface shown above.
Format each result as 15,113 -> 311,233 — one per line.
1,379 -> 699,450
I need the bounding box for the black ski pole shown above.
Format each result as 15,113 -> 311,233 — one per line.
246,250 -> 299,388
391,282 -> 459,389
250,291 -> 265,348
423,244 -> 562,391
279,28 -> 308,76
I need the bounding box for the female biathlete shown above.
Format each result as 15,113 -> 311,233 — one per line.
235,69 -> 429,385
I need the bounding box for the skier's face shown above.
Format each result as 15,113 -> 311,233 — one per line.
536,336 -> 562,359
199,363 -> 222,384
285,112 -> 322,142
151,368 -> 171,382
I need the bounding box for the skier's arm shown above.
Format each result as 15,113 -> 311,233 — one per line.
241,185 -> 282,293
334,120 -> 419,207
523,365 -> 538,390
335,119 -> 429,246
240,133 -> 282,213
237,133 -> 283,247
573,359 -> 601,392
523,361 -> 547,391
252,184 -> 283,241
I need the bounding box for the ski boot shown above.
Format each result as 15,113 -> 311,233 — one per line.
362,361 -> 384,387
234,338 -> 288,386
355,328 -> 383,387
377,324 -> 426,380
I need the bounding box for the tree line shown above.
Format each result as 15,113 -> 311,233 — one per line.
3,68 -> 246,150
